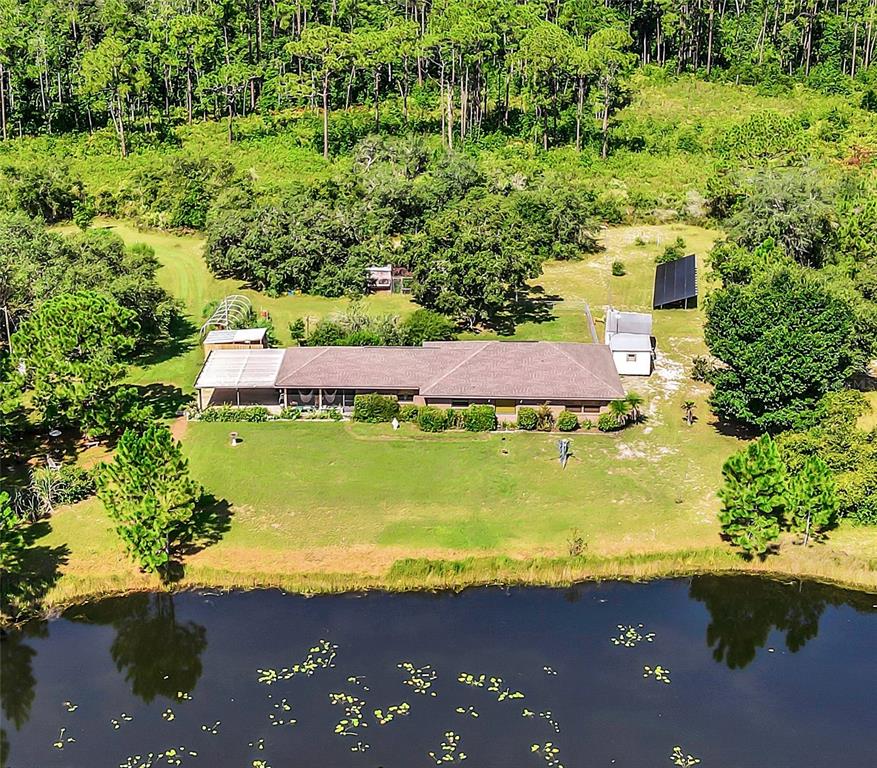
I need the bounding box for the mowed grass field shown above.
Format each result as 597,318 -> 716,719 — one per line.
33,221 -> 877,602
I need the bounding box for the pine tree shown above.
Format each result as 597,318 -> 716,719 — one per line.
787,456 -> 838,545
97,425 -> 202,573
718,434 -> 787,557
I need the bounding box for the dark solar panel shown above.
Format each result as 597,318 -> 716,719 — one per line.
653,254 -> 697,308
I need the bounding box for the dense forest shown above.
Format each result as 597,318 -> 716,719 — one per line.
3,0 -> 877,154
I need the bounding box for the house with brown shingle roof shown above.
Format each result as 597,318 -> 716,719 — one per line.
194,341 -> 625,420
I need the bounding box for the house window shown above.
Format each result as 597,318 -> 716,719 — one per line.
626,353 -> 637,363
451,400 -> 469,408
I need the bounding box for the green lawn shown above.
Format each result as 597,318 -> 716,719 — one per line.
31,219 -> 877,602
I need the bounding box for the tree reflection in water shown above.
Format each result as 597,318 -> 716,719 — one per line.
0,621 -> 47,764
68,592 -> 207,703
689,575 -> 874,670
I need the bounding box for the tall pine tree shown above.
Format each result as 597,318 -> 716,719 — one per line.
787,456 -> 838,545
718,434 -> 788,557
97,424 -> 201,573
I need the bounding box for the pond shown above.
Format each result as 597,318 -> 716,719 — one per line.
2,577 -> 875,768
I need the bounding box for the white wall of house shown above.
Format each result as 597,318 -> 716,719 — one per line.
612,349 -> 652,376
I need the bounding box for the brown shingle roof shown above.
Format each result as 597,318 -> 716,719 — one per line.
271,341 -> 624,401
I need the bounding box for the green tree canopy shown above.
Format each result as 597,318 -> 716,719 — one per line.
11,291 -> 140,434
705,266 -> 860,431
411,192 -> 544,328
728,169 -> 835,268
96,423 -> 202,574
718,434 -> 787,557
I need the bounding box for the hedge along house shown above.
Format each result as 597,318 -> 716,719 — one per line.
194,341 -> 626,420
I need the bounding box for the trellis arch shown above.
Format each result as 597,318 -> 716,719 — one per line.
199,295 -> 253,336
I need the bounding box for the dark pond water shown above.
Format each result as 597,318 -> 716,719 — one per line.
2,577 -> 875,768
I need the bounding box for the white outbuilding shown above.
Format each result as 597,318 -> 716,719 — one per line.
604,307 -> 654,376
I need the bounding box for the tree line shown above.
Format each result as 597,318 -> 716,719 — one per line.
3,0 -> 877,155
701,164 -> 877,552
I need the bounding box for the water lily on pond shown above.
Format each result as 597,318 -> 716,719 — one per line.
248,738 -> 265,751
111,713 -> 132,730
670,746 -> 701,766
643,665 -> 671,684
458,671 -> 524,702
351,741 -> 370,752
329,692 -> 368,736
347,675 -> 370,691
530,741 -> 564,767
200,721 -> 220,734
175,691 -> 192,701
63,700 -> 78,712
398,662 -> 438,696
374,702 -> 410,724
455,705 -> 479,718
611,624 -> 655,647
52,726 -> 75,748
542,666 -> 557,676
428,730 -> 467,764
538,711 -> 561,734
119,746 -> 197,768
258,639 -> 339,685
161,708 -> 175,721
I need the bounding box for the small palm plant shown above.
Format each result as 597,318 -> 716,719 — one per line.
609,399 -> 629,427
682,400 -> 696,425
625,392 -> 645,423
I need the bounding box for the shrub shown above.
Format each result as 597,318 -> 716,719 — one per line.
597,412 -> 623,432
352,393 -> 400,423
29,465 -> 95,515
462,404 -> 497,432
567,529 -> 587,556
445,408 -> 465,430
199,405 -> 269,422
398,404 -> 420,422
580,418 -> 594,430
556,410 -> 579,432
536,404 -> 555,432
690,354 -> 717,382
279,406 -> 301,420
418,406 -> 448,432
611,260 -> 626,276
304,407 -> 343,420
656,236 -> 686,263
517,407 -> 538,430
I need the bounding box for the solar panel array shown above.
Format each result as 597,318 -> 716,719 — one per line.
653,254 -> 697,309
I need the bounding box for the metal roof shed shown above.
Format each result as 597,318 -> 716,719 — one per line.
653,254 -> 698,309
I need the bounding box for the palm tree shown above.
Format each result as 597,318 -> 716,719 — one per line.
625,392 -> 645,423
609,399 -> 629,427
682,400 -> 696,425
